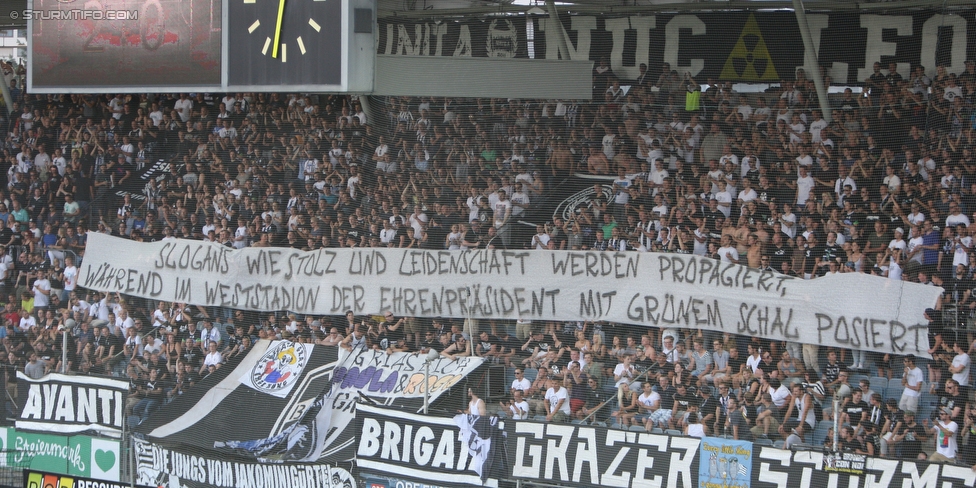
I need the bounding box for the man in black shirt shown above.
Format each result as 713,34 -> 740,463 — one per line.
841,389 -> 869,429
698,386 -> 719,432
930,378 -> 966,425
672,383 -> 697,429
476,330 -> 502,362
579,376 -> 611,423
419,330 -> 441,353
134,368 -> 164,423
893,410 -> 927,459
768,232 -> 792,272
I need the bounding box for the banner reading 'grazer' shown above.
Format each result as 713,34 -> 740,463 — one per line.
16,373 -> 129,438
505,419 -> 700,487
81,233 -> 942,356
379,10 -> 976,85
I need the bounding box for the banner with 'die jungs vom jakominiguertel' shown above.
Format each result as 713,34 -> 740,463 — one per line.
79,233 -> 942,356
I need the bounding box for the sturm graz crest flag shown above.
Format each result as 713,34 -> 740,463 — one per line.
136,340 -> 485,465
135,339 -> 337,459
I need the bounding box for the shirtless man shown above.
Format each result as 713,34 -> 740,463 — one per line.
747,234 -> 763,268
586,146 -> 611,175
547,140 -> 575,174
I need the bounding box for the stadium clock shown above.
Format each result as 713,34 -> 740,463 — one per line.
227,0 -> 343,88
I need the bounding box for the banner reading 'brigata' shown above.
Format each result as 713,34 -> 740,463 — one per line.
80,234 -> 941,355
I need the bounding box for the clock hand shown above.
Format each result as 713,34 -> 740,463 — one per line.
272,0 -> 287,58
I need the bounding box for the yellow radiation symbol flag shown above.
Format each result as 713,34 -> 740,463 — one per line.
720,14 -> 780,81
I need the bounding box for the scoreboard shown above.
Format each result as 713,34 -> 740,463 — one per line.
27,0 -> 373,93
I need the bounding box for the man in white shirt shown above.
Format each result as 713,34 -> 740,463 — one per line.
888,227 -> 908,252
946,203 -> 971,228
493,191 -> 513,247
796,166 -> 815,206
62,255 -> 77,302
646,159 -> 668,196
531,225 -> 551,250
714,181 -> 732,219
201,342 -> 224,375
737,178 -> 757,210
899,355 -> 924,413
511,368 -> 532,394
950,341 -> 970,387
952,225 -> 972,268
719,145 -> 739,171
927,408 -> 958,463
379,221 -> 397,246
115,308 -> 135,337
199,320 -> 221,350
32,272 -> 51,311
809,110 -> 828,143
17,308 -> 35,332
0,246 -> 13,295
718,235 -> 739,264
504,390 -> 530,420
545,378 -> 571,422
174,94 -> 193,123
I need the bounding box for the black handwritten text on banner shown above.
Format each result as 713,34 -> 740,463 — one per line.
80,234 -> 941,355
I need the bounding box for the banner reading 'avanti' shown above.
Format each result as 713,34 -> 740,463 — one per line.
80,233 -> 941,355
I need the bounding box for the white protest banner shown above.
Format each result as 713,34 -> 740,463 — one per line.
80,233 -> 942,355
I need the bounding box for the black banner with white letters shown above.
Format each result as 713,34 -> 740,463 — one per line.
16,372 -> 129,437
379,11 -> 976,84
355,404 -> 504,487
132,438 -> 355,488
751,445 -> 976,488
504,420 -> 699,488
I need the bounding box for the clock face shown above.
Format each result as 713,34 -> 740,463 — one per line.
227,0 -> 342,88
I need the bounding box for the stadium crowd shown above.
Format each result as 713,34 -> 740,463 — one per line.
0,57 -> 974,461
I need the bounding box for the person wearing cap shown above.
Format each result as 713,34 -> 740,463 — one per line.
926,407 -> 959,463
888,226 -> 907,252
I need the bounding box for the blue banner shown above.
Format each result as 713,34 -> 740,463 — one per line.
699,437 -> 752,488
